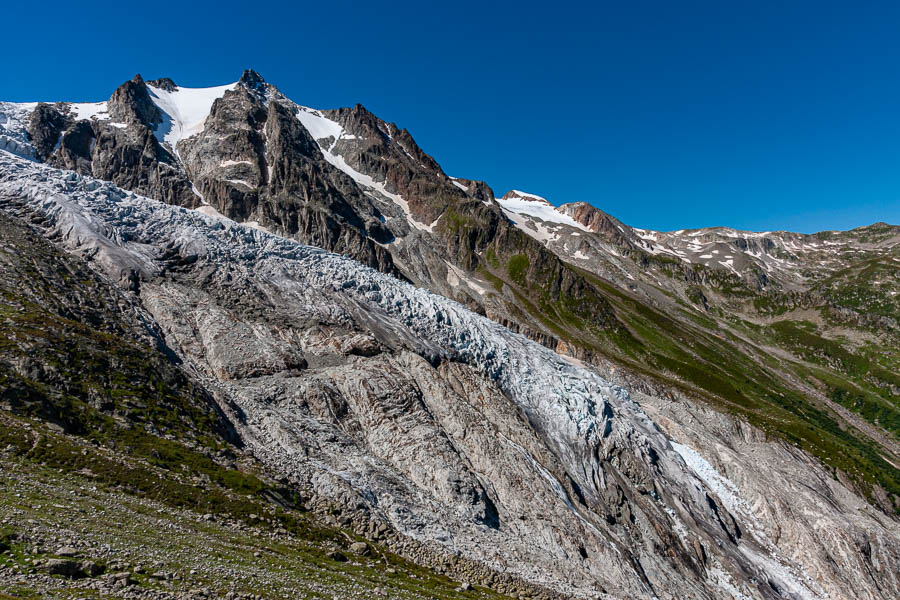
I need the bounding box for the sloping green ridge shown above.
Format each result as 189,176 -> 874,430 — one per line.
480,253 -> 898,511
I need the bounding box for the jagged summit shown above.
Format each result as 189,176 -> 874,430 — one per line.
238,68 -> 266,90
108,73 -> 162,127
148,76 -> 178,92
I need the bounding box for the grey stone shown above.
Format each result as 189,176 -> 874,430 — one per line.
348,542 -> 369,556
42,558 -> 85,578
55,546 -> 79,557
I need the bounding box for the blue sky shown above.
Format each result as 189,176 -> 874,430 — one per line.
4,1 -> 900,233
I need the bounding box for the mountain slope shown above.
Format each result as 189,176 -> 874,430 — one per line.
1,150 -> 898,599
0,207 -> 521,600
3,71 -> 897,509
1,69 -> 899,598
491,190 -> 900,508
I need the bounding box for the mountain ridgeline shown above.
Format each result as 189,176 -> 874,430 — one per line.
0,70 -> 898,599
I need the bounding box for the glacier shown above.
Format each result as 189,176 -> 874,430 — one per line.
0,148 -> 833,599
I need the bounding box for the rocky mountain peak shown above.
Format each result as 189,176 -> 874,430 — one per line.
557,201 -> 627,236
26,103 -> 70,161
327,103 -> 393,144
107,73 -> 162,128
449,177 -> 495,203
238,68 -> 267,92
501,189 -> 553,205
148,77 -> 178,92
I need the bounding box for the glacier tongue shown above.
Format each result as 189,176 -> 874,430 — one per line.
0,149 -> 827,599
0,148 -> 644,472
0,148 -> 636,461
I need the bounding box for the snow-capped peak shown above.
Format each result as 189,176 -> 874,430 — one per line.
496,190 -> 592,234
505,189 -> 552,204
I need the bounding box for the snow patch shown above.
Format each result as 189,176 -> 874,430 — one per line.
292,107 -> 434,232
224,178 -> 254,188
147,82 -> 237,150
445,261 -> 489,296
509,189 -> 549,202
70,102 -> 110,121
497,196 -> 591,233
294,107 -> 345,142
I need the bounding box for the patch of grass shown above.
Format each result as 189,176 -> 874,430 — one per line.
0,414 -> 515,600
763,320 -> 900,437
484,247 -> 500,268
506,254 -> 529,285
815,255 -> 900,319
476,267 -> 504,292
558,266 -> 900,511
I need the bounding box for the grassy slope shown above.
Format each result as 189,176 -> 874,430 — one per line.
470,243 -> 900,512
0,413 -> 508,600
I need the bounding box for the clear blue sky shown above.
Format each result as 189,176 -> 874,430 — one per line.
4,0 -> 900,233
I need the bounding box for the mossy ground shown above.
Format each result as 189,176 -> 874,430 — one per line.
0,413 -> 511,600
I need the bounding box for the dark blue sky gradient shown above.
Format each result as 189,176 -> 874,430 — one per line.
4,1 -> 899,232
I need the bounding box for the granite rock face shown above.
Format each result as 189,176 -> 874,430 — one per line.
26,103 -> 70,160
23,75 -> 195,207
177,72 -> 397,273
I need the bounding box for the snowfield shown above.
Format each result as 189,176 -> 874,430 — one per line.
497,192 -> 593,233
147,82 -> 238,151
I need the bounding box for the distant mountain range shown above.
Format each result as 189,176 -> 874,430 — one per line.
0,70 -> 897,599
